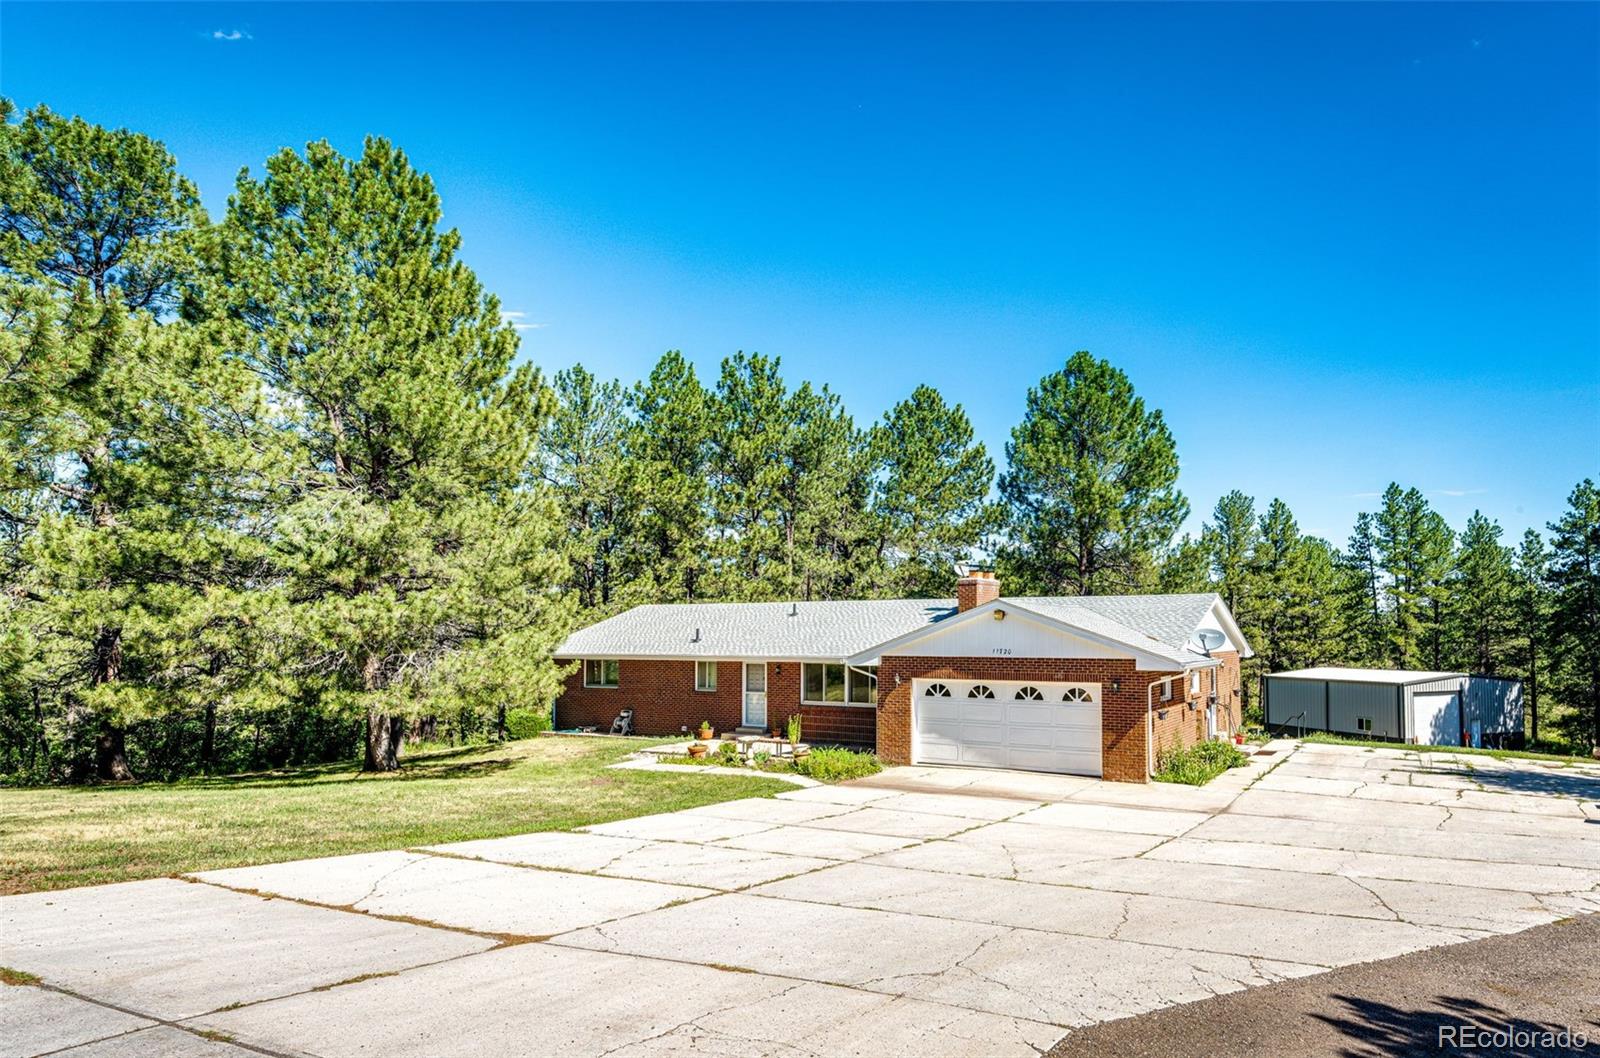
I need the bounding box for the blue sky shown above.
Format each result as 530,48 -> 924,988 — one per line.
4,2 -> 1596,546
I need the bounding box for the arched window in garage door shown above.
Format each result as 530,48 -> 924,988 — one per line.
1014,685 -> 1044,700
1062,687 -> 1093,702
924,682 -> 951,697
967,684 -> 995,698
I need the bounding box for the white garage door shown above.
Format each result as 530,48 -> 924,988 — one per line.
913,678 -> 1103,776
1412,692 -> 1462,746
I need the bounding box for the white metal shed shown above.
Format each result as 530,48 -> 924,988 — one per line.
1264,667 -> 1524,747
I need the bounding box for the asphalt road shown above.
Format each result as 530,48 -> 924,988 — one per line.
1047,913 -> 1600,1058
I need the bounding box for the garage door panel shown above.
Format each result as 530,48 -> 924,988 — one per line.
914,678 -> 1103,777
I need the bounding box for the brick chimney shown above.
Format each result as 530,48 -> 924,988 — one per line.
956,569 -> 1000,612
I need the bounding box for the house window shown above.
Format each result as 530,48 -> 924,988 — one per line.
1161,681 -> 1173,702
1062,687 -> 1092,703
805,663 -> 876,706
694,661 -> 717,692
1014,685 -> 1043,700
1190,671 -> 1200,696
924,682 -> 952,697
848,666 -> 878,705
967,684 -> 995,699
584,659 -> 619,688
803,663 -> 845,703
1357,716 -> 1373,733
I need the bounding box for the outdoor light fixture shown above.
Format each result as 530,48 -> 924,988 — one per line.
1110,679 -> 1121,692
993,609 -> 1006,621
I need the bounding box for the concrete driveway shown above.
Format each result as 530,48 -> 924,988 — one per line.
5,741 -> 1599,1057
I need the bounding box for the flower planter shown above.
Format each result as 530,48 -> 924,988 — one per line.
687,743 -> 708,759
698,728 -> 714,741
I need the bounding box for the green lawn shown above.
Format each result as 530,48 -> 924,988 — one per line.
0,736 -> 793,895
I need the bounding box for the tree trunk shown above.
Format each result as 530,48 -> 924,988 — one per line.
95,724 -> 135,782
201,701 -> 218,775
364,708 -> 402,772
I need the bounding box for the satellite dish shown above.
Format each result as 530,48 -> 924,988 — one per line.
1195,629 -> 1227,653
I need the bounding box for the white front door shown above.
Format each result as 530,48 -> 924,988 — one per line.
743,663 -> 768,729
913,678 -> 1102,776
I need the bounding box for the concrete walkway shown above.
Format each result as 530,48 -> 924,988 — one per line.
4,742 -> 1598,1057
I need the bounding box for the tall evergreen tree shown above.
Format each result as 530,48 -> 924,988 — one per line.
1203,490 -> 1259,619
624,351 -> 712,602
1373,484 -> 1454,667
707,352 -> 792,598
1512,529 -> 1551,745
216,138 -> 570,772
1448,512 -> 1516,675
868,385 -> 997,597
1545,479 -> 1600,749
1156,534 -> 1212,593
0,103 -> 240,781
998,352 -> 1187,595
1339,512 -> 1388,665
540,365 -> 632,614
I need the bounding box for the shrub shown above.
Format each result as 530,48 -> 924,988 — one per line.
712,741 -> 742,766
795,747 -> 881,782
504,708 -> 551,740
1152,740 -> 1248,786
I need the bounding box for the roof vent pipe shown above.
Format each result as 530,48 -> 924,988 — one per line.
789,602 -> 798,617
692,627 -> 701,643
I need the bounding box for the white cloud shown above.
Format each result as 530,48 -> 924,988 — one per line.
212,29 -> 251,41
500,310 -> 547,332
1431,488 -> 1488,498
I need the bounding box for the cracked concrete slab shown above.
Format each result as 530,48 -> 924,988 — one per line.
601,982 -> 1061,1058
1010,801 -> 1210,836
50,1026 -> 259,1058
421,830 -> 651,871
863,791 -> 1043,820
0,879 -> 491,1020
426,829 -> 830,889
556,892 -> 1013,990
686,796 -> 858,825
712,824 -> 920,860
749,861 -> 1136,936
580,811 -> 779,843
1,985 -> 154,1058
865,822 -> 1164,882
788,806 -> 982,840
774,784 -> 901,806
866,927 -> 1323,1026
199,850 -> 710,937
1188,811 -> 1600,869
1148,836 -> 1600,893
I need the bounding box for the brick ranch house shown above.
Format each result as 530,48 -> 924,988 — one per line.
552,572 -> 1251,783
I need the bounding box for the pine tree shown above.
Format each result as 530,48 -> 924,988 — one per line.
1512,530 -> 1551,745
1339,512 -> 1388,665
999,352 -> 1187,595
1374,485 -> 1454,667
868,385 -> 997,597
215,138 -> 570,772
1204,490 -> 1259,620
540,365 -> 632,614
624,351 -> 712,602
707,352 -> 790,597
0,103 -> 248,782
1448,512 -> 1516,675
1157,534 -> 1212,593
1545,479 -> 1600,749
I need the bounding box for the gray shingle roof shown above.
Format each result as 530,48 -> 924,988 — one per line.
555,591 -> 1234,668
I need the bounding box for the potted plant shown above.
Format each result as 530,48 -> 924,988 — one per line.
698,720 -> 714,741
1233,732 -> 1246,746
786,713 -> 802,747
687,742 -> 709,759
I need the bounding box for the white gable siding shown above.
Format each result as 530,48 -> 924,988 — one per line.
881,610 -> 1128,661
1196,605 -> 1243,654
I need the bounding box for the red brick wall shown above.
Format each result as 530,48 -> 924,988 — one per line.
554,659 -> 743,737
1149,651 -> 1242,760
553,658 -> 876,747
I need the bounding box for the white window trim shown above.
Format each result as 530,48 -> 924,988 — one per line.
584,659 -> 619,689
1161,680 -> 1173,702
801,662 -> 877,708
694,660 -> 717,693
1189,670 -> 1200,696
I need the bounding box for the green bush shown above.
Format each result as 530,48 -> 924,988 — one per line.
1152,739 -> 1248,786
712,741 -> 742,766
504,708 -> 551,740
795,747 -> 881,782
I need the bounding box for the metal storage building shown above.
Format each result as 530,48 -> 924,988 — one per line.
1264,667 -> 1524,747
